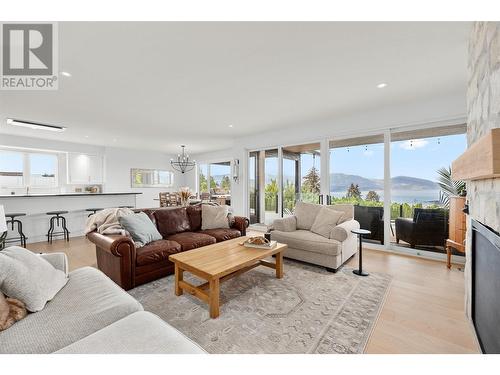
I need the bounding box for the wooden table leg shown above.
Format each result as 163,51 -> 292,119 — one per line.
275,251 -> 283,279
175,263 -> 184,296
209,278 -> 220,318
446,245 -> 452,269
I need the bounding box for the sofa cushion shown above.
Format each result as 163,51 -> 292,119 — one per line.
310,207 -> 344,238
294,202 -> 322,230
270,229 -> 341,256
201,204 -> 230,230
198,228 -> 241,242
154,207 -> 191,237
167,232 -> 216,251
0,246 -> 68,312
136,240 -> 182,266
118,212 -> 163,247
54,311 -> 206,354
0,267 -> 143,354
186,204 -> 202,231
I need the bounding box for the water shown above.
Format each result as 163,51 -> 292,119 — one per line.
330,189 -> 441,204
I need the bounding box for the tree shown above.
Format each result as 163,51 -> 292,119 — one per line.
265,178 -> 279,194
302,167 -> 320,194
199,173 -> 208,192
221,175 -> 231,192
366,190 -> 380,202
210,176 -> 217,189
346,183 -> 361,200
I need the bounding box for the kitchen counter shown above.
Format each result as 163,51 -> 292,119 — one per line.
0,192 -> 142,198
0,192 -> 141,243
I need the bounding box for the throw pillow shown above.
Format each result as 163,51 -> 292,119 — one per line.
294,201 -> 323,230
201,204 -> 230,230
0,246 -> 69,312
310,207 -> 344,239
118,212 -> 163,247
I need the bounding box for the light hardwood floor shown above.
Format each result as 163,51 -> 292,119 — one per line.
26,235 -> 479,354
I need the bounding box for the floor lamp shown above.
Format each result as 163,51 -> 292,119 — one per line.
0,205 -> 7,250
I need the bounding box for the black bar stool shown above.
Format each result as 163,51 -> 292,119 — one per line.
5,213 -> 28,248
46,211 -> 70,244
86,208 -> 103,217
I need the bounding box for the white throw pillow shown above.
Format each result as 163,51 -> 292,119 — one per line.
201,204 -> 230,230
0,246 -> 68,312
310,207 -> 344,239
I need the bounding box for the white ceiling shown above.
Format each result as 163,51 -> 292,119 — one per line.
0,22 -> 470,154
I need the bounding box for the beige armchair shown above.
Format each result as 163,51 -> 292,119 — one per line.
270,202 -> 360,272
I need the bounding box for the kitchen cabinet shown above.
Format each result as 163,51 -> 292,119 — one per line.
67,153 -> 103,184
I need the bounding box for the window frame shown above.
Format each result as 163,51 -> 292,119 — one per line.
0,148 -> 60,189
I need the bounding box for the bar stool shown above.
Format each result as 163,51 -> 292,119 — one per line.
86,208 -> 103,217
5,213 -> 28,248
46,211 -> 70,244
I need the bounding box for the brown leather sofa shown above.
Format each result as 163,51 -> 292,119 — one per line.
87,205 -> 249,290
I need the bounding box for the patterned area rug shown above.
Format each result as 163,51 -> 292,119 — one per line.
129,260 -> 391,354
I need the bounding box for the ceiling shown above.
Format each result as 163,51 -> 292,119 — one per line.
0,22 -> 470,154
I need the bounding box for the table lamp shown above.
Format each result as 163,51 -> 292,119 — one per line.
0,205 -> 7,250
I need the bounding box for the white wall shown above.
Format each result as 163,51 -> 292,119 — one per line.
184,93 -> 466,216
104,147 -> 183,208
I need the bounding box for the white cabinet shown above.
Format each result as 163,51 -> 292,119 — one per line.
67,153 -> 103,184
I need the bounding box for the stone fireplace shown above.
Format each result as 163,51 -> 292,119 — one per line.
464,22 -> 500,320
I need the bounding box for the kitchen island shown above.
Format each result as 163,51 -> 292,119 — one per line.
0,192 -> 141,244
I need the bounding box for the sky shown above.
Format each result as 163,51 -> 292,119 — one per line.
0,152 -> 57,174
264,133 -> 466,182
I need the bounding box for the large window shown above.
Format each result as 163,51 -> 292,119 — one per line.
198,161 -> 231,205
390,126 -> 467,253
0,151 -> 24,187
0,149 -> 59,189
29,153 -> 58,187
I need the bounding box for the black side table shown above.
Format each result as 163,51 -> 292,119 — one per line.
351,228 -> 371,277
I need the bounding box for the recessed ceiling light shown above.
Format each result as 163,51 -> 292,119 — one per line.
377,83 -> 388,88
84,135 -> 89,138
60,71 -> 72,77
228,124 -> 234,128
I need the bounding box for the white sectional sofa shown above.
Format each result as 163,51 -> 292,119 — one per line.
270,202 -> 360,272
0,252 -> 205,354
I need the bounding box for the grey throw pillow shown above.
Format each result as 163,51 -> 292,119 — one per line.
201,204 -> 230,230
310,207 -> 344,239
0,246 -> 69,312
118,212 -> 163,247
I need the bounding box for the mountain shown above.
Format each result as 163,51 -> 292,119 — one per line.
390,176 -> 439,190
330,173 -> 381,191
330,173 -> 438,192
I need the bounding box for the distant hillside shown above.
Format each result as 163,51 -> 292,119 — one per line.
330,173 -> 438,192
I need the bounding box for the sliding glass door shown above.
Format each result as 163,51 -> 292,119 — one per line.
282,143 -> 321,215
248,149 -> 280,225
329,135 -> 385,245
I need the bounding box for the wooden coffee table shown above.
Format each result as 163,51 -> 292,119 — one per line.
168,237 -> 287,318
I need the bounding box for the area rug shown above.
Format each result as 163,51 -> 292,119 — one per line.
129,260 -> 391,354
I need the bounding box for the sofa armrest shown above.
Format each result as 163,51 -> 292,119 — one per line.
39,253 -> 69,276
87,232 -> 137,290
330,219 -> 360,242
231,216 -> 250,236
272,216 -> 297,232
